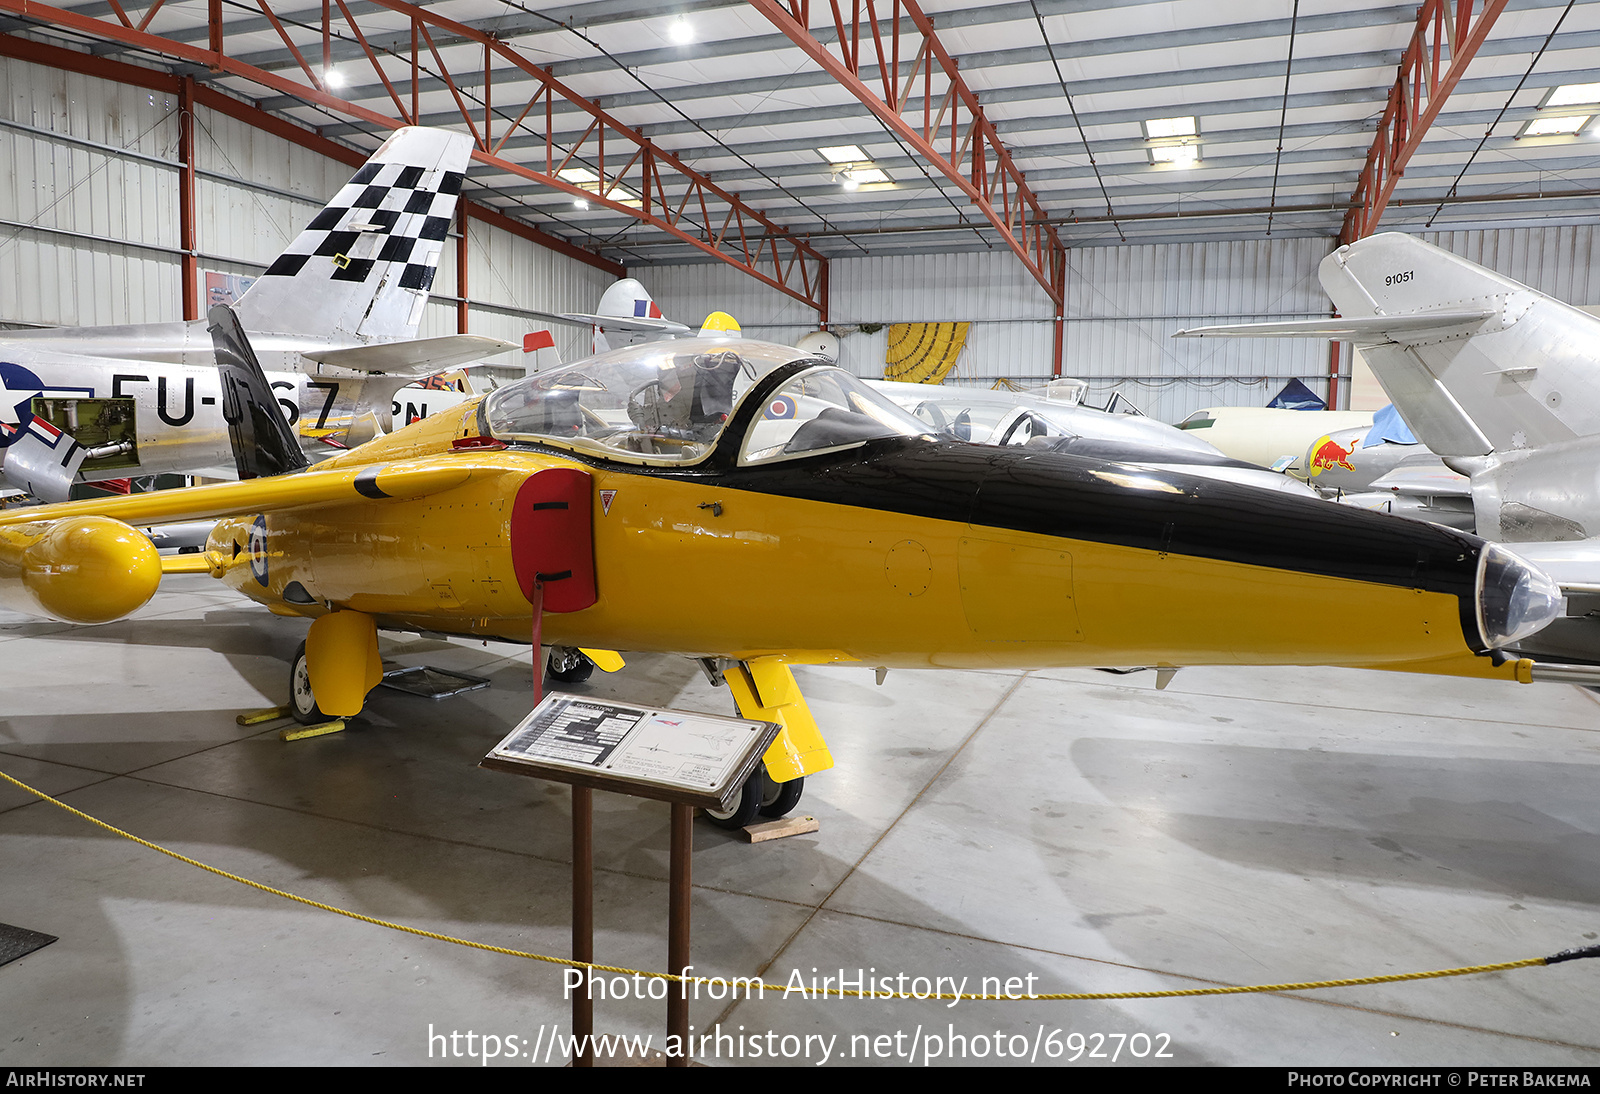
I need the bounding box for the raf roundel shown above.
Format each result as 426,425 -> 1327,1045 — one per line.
248,515 -> 269,587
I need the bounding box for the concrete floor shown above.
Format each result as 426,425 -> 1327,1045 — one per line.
2,573 -> 1598,1068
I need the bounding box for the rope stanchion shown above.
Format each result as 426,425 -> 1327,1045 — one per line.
3,768 -> 1593,1002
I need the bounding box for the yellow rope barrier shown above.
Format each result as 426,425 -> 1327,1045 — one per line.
4,767 -> 1592,1002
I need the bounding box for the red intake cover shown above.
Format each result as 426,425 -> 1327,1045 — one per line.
509,468 -> 596,613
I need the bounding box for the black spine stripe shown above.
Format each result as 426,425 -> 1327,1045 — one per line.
591,437 -> 1484,606
530,501 -> 568,510
535,570 -> 573,582
353,469 -> 390,499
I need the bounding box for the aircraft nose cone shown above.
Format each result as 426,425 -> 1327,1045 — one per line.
1477,542 -> 1564,648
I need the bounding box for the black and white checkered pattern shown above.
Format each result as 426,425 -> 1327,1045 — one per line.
261,161 -> 465,290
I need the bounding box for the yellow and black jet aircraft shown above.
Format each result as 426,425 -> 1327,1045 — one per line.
0,307 -> 1566,825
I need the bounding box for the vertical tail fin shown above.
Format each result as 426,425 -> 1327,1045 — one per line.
209,305 -> 311,479
233,127 -> 473,343
1320,234 -> 1600,457
595,277 -> 663,321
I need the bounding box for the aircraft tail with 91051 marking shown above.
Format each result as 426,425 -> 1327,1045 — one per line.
0,126 -> 513,502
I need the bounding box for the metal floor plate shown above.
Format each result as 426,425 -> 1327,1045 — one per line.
377,665 -> 491,699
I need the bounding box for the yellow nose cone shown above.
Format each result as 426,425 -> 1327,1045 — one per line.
23,517 -> 162,624
699,311 -> 742,335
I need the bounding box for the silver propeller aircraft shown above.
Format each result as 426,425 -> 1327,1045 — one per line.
1177,232 -> 1600,665
0,127 -> 513,502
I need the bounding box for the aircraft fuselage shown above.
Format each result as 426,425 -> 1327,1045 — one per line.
205,398 -> 1520,681
1,321 -> 468,488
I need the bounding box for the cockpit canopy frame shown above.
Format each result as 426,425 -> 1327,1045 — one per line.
482,336 -> 931,468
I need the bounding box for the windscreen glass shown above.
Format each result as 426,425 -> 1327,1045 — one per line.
741,368 -> 933,464
484,338 -> 813,464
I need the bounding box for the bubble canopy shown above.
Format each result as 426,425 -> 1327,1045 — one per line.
482,336 -> 931,466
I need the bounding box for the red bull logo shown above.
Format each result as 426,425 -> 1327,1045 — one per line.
1309,435 -> 1358,475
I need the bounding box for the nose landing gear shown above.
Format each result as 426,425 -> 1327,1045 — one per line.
703,766 -> 805,830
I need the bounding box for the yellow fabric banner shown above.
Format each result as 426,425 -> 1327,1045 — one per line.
883,321 -> 970,384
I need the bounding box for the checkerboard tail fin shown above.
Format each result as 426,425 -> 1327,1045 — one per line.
233,127 -> 473,343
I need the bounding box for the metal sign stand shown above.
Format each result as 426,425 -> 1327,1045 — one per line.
482,693 -> 781,1067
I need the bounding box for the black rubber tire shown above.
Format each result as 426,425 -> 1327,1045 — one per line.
758,774 -> 804,819
546,649 -> 595,684
289,640 -> 326,725
703,771 -> 764,830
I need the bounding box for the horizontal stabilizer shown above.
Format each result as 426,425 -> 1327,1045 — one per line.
557,311 -> 691,335
303,334 -> 518,376
1172,311 -> 1493,341
1,415 -> 87,503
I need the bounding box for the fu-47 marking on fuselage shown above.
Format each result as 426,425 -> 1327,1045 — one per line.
0,126 -> 513,502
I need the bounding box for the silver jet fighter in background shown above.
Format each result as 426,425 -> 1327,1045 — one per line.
1177,232 -> 1600,666
0,127 -> 512,501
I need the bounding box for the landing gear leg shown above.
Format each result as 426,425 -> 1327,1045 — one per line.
546,646 -> 595,684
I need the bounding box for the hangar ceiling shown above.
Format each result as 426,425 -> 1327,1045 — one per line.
2,0 -> 1598,288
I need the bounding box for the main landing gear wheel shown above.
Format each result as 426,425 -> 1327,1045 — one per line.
704,768 -> 805,829
759,773 -> 804,818
289,640 -> 325,726
703,770 -> 764,829
546,647 -> 595,684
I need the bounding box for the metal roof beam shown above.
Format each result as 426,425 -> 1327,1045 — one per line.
261,5 -> 1430,129
1341,0 -> 1511,242
747,0 -> 1063,305
0,0 -> 829,311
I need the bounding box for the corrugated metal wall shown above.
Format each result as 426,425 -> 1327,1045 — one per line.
7,52 -> 1598,415
637,241 -> 1338,423
0,55 -> 613,377
641,227 -> 1600,424
1422,225 -> 1600,306
0,63 -> 181,326
1061,237 -> 1337,423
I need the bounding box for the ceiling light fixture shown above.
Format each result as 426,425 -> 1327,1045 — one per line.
1150,144 -> 1200,167
323,68 -> 346,89
1521,115 -> 1589,137
1142,116 -> 1197,140
817,145 -> 867,165
668,17 -> 694,45
1543,83 -> 1600,108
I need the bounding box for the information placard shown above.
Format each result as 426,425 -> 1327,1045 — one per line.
479,693 -> 781,809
